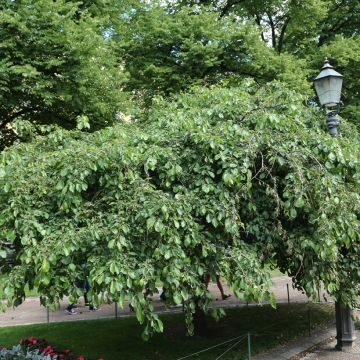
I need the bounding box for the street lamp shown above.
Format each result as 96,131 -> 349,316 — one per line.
314,59 -> 343,137
314,59 -> 356,350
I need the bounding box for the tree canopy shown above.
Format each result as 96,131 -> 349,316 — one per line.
0,0 -> 128,150
1,81 -> 359,337
1,0 -> 359,152
114,0 -> 359,125
115,4 -> 309,103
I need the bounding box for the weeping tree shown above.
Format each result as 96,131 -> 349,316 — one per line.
0,80 -> 359,338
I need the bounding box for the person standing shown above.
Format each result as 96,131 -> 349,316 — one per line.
205,260 -> 231,300
65,259 -> 98,314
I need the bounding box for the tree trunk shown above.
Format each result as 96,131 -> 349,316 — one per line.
194,302 -> 209,336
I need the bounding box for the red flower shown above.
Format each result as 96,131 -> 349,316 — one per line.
42,345 -> 55,356
16,336 -> 92,359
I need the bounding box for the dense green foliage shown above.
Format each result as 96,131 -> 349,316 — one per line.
0,0 -> 128,150
115,4 -> 309,103
1,82 -> 359,336
1,0 -> 358,151
114,0 -> 359,124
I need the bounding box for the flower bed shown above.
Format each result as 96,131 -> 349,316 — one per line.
0,338 -> 103,360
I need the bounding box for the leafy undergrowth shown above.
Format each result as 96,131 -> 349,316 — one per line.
0,304 -> 334,360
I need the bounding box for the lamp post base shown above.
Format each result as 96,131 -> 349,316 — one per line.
335,302 -> 356,351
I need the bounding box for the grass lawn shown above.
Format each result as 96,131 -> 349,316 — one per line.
0,303 -> 334,360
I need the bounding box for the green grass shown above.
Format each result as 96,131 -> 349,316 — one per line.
0,303 -> 334,360
0,275 -> 38,298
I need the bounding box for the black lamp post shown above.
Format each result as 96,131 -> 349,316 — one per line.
314,59 -> 356,350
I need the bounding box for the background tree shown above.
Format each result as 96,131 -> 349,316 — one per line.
0,0 -> 128,150
219,0 -> 360,126
141,0 -> 359,126
114,4 -> 310,104
1,81 -> 359,337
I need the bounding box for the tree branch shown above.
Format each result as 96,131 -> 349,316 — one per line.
255,15 -> 266,43
277,16 -> 291,54
266,12 -> 277,49
219,0 -> 245,18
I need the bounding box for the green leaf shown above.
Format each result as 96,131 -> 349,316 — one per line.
146,217 -> 156,229
154,220 -> 163,232
181,289 -> 189,301
110,280 -> 117,293
76,115 -> 91,130
153,317 -> 164,333
269,293 -> 277,309
136,306 -> 144,323
223,172 -> 233,185
6,230 -> 16,241
41,275 -> 50,286
290,208 -> 297,219
110,262 -> 119,275
55,181 -> 65,190
294,197 -> 304,208
41,260 -> 50,273
173,292 -> 182,304
68,263 -> 76,272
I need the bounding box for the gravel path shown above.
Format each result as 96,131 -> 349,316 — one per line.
0,276 -> 315,327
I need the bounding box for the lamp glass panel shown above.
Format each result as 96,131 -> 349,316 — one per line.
328,76 -> 343,104
314,77 -> 330,105
315,76 -> 343,107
